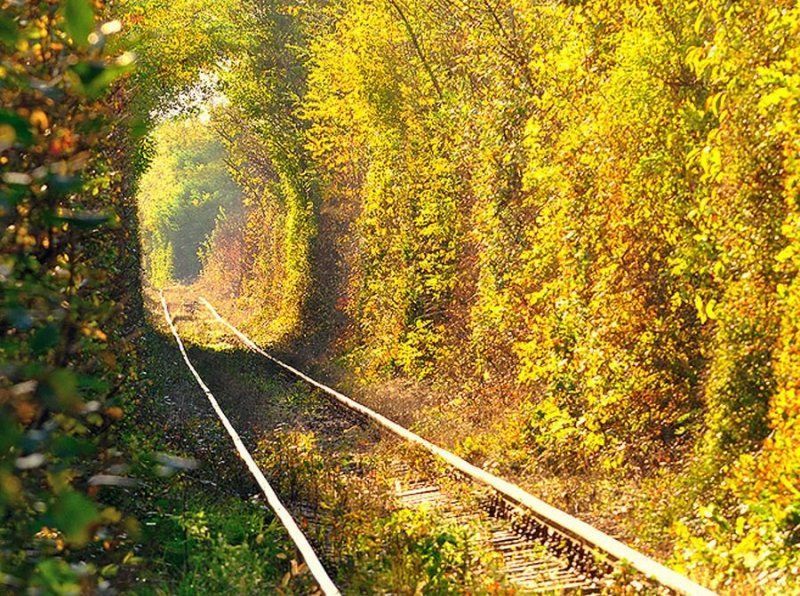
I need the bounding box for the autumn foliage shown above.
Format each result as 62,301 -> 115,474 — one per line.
4,0 -> 800,592
190,0 -> 800,587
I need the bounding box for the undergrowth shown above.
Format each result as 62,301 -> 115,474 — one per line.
136,492 -> 307,595
256,427 -> 507,593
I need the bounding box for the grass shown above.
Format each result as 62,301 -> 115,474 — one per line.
345,507 -> 504,594
134,491 -> 309,595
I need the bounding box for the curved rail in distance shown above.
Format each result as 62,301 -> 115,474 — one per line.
160,292 -> 341,596
200,296 -> 715,596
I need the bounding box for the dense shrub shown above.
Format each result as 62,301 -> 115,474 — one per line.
0,1 -> 141,588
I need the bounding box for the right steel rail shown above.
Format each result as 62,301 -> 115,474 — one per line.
200,296 -> 715,596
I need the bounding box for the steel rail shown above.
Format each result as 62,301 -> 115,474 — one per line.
160,292 -> 341,596
200,296 -> 715,596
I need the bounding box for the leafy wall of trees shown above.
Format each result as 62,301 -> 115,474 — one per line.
298,0 -> 800,584
201,0 -> 320,342
295,0 -> 799,581
1,1 -> 252,590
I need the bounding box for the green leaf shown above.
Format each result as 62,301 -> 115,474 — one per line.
52,435 -> 95,459
0,110 -> 34,147
0,416 -> 21,452
69,61 -> 133,99
0,14 -> 18,48
30,559 -> 81,595
47,491 -> 101,545
62,0 -> 94,48
77,374 -> 110,392
41,369 -> 81,411
31,324 -> 59,355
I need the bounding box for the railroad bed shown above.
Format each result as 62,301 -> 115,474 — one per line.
160,290 -> 715,595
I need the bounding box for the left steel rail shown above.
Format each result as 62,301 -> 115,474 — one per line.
159,290 -> 340,596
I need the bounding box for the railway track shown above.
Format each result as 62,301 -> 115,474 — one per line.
160,290 -> 715,595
